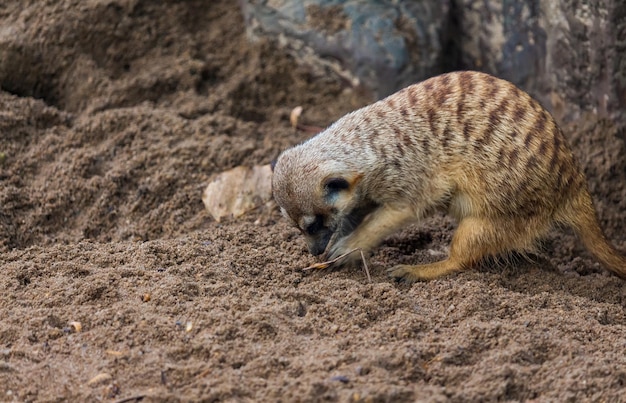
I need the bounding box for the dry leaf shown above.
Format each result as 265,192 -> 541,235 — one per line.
202,164 -> 273,222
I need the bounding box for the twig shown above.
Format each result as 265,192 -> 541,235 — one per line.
360,249 -> 371,283
290,106 -> 323,134
114,395 -> 146,403
302,248 -> 361,271
296,123 -> 324,134
302,248 -> 372,283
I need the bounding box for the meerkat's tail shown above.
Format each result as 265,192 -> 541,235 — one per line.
560,188 -> 626,279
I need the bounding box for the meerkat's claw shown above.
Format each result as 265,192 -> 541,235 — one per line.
388,265 -> 419,283
388,260 -> 464,282
388,264 -> 433,283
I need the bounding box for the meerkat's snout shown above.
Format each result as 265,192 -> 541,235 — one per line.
299,214 -> 333,256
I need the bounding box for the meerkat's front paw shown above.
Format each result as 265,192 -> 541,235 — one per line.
325,238 -> 363,267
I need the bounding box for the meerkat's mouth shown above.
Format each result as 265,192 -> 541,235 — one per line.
308,229 -> 333,256
321,200 -> 380,257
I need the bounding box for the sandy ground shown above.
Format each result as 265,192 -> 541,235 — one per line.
1,1 -> 625,401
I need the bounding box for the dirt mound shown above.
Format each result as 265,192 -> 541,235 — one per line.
0,0 -> 364,252
1,1 -> 625,401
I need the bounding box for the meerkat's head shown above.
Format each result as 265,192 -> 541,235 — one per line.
272,145 -> 369,256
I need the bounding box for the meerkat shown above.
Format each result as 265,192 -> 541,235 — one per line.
272,71 -> 626,282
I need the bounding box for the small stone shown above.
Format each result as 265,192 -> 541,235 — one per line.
331,375 -> 350,383
87,373 -> 112,386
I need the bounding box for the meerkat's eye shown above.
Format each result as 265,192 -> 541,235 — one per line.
304,214 -> 325,235
324,177 -> 350,193
324,178 -> 350,204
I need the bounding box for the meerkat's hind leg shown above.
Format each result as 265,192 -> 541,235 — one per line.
389,216 -> 513,282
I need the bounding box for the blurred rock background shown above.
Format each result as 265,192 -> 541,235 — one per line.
241,0 -> 626,123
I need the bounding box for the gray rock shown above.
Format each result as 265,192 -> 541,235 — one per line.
240,0 -> 451,98
242,0 -> 626,122
456,0 -> 626,122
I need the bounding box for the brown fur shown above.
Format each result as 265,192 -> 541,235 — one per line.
272,71 -> 626,282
